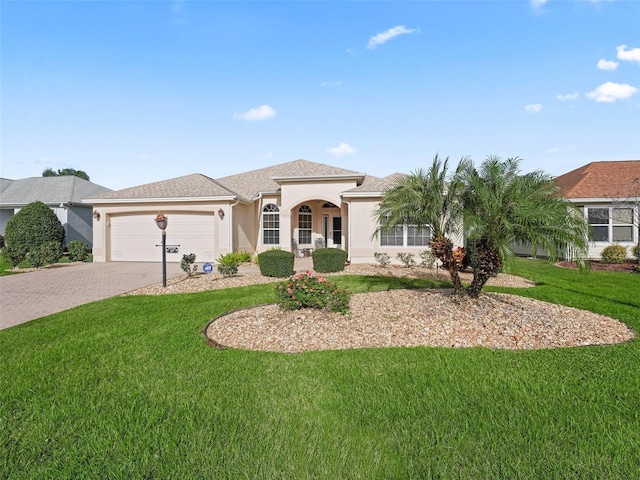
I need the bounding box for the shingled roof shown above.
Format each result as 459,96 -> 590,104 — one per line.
0,176 -> 112,206
88,174 -> 237,201
555,160 -> 640,199
215,159 -> 366,201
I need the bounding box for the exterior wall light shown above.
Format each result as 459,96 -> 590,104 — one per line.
218,208 -> 225,220
93,210 -> 101,221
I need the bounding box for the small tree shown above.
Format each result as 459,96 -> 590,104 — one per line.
4,201 -> 65,264
42,167 -> 90,181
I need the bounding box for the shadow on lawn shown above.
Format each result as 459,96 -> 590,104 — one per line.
332,274 -> 451,292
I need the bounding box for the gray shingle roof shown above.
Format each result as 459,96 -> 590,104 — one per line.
87,160 -> 372,202
344,173 -> 403,195
216,159 -> 366,200
0,176 -> 112,206
88,174 -> 237,201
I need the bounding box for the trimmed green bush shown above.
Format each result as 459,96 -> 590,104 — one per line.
0,235 -> 5,249
1,243 -> 27,268
632,244 -> 639,260
67,240 -> 89,262
28,241 -> 62,268
4,201 -> 65,259
258,249 -> 294,277
312,248 -> 347,273
601,244 -> 627,264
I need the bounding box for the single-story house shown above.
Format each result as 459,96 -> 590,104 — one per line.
0,176 -> 113,248
512,160 -> 640,259
555,160 -> 639,259
88,159 -> 461,264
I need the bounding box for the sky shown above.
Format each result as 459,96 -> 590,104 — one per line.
1,0 -> 639,191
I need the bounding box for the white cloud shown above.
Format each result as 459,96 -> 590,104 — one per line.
367,26 -> 416,50
597,59 -> 619,70
326,142 -> 356,156
530,0 -> 548,8
557,91 -> 579,101
234,105 -> 277,122
586,82 -> 638,102
524,103 -> 543,113
616,45 -> 640,63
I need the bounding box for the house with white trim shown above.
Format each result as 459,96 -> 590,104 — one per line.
88,159 -> 455,264
555,160 -> 639,259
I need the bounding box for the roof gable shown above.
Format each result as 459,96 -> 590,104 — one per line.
0,176 -> 112,206
216,159 -> 366,200
555,160 -> 640,199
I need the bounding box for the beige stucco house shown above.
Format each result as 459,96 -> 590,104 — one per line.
88,159 -> 454,264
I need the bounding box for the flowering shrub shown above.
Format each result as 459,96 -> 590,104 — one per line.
274,271 -> 351,314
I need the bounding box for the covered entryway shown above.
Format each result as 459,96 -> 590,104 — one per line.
109,213 -> 216,262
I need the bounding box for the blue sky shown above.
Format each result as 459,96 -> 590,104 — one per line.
2,0 -> 639,190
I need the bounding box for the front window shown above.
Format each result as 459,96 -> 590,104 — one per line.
380,218 -> 430,247
262,204 -> 280,245
587,207 -> 634,242
298,205 -> 312,245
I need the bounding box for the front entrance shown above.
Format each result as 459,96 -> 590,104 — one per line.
323,215 -> 342,248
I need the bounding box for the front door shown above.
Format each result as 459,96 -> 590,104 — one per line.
324,215 -> 342,248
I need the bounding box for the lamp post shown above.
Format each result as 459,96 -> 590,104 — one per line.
155,213 -> 168,287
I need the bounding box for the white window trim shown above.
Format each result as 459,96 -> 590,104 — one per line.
585,205 -> 637,244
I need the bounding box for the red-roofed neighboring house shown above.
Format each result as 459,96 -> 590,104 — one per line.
555,160 -> 640,260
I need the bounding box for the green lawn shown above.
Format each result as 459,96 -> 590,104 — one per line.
1,259 -> 639,479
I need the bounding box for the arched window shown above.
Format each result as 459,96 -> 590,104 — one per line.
262,204 -> 280,245
298,205 -> 312,245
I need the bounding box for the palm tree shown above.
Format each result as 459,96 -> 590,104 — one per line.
460,156 -> 589,298
374,155 -> 468,294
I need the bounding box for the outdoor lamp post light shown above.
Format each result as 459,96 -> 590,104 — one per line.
155,213 -> 168,287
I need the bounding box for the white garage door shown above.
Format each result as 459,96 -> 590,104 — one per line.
110,213 -> 216,262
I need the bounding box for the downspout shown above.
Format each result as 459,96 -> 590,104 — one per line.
229,197 -> 240,253
255,193 -> 263,254
345,198 -> 352,263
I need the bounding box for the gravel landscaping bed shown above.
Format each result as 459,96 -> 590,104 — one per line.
122,263 -> 634,352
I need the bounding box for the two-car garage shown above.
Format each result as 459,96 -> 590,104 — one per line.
108,212 -> 217,263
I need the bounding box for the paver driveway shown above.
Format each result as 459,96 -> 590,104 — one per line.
0,262 -> 183,330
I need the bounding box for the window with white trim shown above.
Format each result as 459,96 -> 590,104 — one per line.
262,204 -> 280,245
587,207 -> 634,242
298,205 -> 312,245
380,217 -> 430,247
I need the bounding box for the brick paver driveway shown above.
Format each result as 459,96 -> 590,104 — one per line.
0,262 -> 183,330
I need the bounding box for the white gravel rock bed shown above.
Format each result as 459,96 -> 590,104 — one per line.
207,290 -> 635,353
121,263 -> 634,352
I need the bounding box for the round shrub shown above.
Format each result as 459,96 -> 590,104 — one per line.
312,248 -> 347,273
600,244 -> 627,264
258,249 -> 295,277
632,244 -> 639,260
28,241 -> 62,268
4,201 -> 65,257
67,240 -> 89,262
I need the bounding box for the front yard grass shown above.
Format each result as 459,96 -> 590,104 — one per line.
1,259 -> 639,479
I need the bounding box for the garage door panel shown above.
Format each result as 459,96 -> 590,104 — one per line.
110,213 -> 215,262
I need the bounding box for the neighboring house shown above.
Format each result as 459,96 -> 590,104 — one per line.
88,159 -> 462,264
555,160 -> 640,259
512,160 -> 640,259
0,176 -> 113,248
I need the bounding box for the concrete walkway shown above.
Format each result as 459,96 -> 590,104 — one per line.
0,257 -> 316,330
0,262 -> 183,330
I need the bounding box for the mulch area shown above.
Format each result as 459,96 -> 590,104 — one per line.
557,261 -> 639,273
